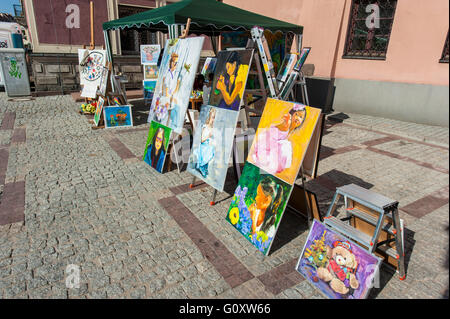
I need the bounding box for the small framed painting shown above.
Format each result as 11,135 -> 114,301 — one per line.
94,96 -> 105,126
140,44 -> 161,65
144,64 -> 159,80
295,220 -> 382,299
143,121 -> 172,173
103,105 -> 133,128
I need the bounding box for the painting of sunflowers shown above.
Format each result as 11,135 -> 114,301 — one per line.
226,162 -> 292,255
103,105 -> 133,128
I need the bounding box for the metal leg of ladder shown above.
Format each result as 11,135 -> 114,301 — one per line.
391,207 -> 406,280
210,189 -> 218,206
325,192 -> 341,218
369,212 -> 385,254
189,176 -> 196,189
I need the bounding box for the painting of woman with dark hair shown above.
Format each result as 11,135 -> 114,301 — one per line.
209,50 -> 252,111
144,126 -> 168,173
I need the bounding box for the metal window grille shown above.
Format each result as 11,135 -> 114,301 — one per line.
343,0 -> 397,60
118,5 -> 158,56
440,31 -> 449,63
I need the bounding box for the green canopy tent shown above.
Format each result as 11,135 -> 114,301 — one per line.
103,0 -> 302,35
102,0 -> 303,61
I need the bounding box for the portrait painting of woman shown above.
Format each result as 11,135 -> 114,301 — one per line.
192,107 -> 217,178
209,50 -> 253,111
143,121 -> 172,174
248,99 -> 322,184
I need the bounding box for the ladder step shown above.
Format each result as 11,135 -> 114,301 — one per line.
337,184 -> 398,212
347,208 -> 395,235
324,217 -> 372,248
377,245 -> 399,259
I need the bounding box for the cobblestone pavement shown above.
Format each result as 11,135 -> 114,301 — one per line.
0,93 -> 448,299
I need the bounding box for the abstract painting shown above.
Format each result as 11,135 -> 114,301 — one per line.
208,49 -> 253,111
144,65 -> 159,80
143,80 -> 157,92
247,98 -> 321,184
140,44 -> 161,65
296,220 -> 381,299
94,96 -> 105,127
201,57 -> 217,77
294,47 -> 311,71
103,105 -> 133,128
187,105 -> 239,192
148,37 -> 204,134
143,121 -> 172,173
276,53 -> 297,83
226,161 -> 292,256
78,49 -> 106,87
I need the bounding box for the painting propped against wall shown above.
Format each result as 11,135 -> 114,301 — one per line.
187,105 -> 239,192
148,37 -> 204,134
143,121 -> 172,174
296,220 -> 381,299
247,98 -> 322,185
226,162 -> 293,256
209,49 -> 253,112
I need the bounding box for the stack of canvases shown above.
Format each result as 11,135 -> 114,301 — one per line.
186,49 -> 254,191
225,98 -> 322,255
141,44 -> 161,109
143,37 -> 205,172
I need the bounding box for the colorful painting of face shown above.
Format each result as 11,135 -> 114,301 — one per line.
140,44 -> 161,65
187,105 -> 239,192
94,96 -> 105,126
208,49 -> 253,111
296,220 -> 381,299
143,121 -> 172,173
226,162 -> 292,256
247,98 -> 321,184
103,105 -> 133,128
276,54 -> 297,83
148,37 -> 204,134
144,65 -> 159,80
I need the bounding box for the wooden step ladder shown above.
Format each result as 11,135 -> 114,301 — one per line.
323,184 -> 406,280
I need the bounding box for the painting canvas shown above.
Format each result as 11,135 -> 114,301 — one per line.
144,64 -> 159,80
140,44 -> 161,65
247,98 -> 321,185
94,96 -> 105,126
78,49 -> 106,87
187,105 -> 239,192
99,67 -> 109,96
279,70 -> 298,100
143,80 -> 157,92
296,220 -> 381,299
226,162 -> 292,256
103,105 -> 133,128
148,37 -> 204,134
201,57 -> 217,77
208,49 -> 253,111
276,53 -> 297,83
294,47 -> 311,71
143,121 -> 172,173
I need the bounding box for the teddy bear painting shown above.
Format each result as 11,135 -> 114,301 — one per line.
296,221 -> 381,299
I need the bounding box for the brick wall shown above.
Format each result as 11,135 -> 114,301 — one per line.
30,53 -> 143,92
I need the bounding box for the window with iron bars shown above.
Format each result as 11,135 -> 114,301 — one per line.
440,31 -> 449,63
118,5 -> 158,56
343,0 -> 397,60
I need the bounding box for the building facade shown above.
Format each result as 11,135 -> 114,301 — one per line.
22,0 -> 215,92
225,0 -> 449,127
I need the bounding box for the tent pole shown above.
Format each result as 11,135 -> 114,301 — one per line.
103,29 -> 115,92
